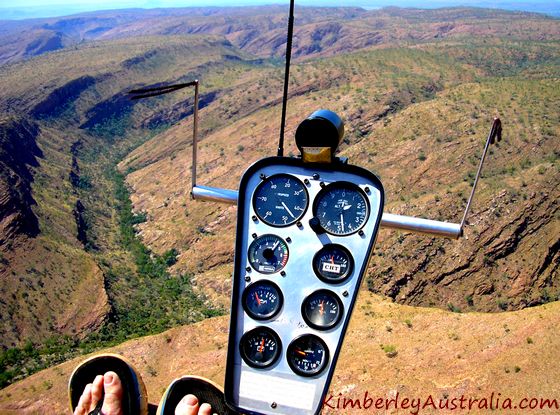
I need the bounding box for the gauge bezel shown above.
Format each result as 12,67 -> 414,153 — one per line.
248,234 -> 289,274
312,181 -> 370,236
242,280 -> 284,321
252,173 -> 309,227
301,289 -> 344,331
239,327 -> 282,369
287,334 -> 330,377
312,244 -> 354,284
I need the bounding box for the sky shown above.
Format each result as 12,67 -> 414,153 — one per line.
0,0 -> 559,19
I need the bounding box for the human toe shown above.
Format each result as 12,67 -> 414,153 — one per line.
175,394 -> 201,415
100,371 -> 124,415
74,383 -> 92,415
198,402 -> 213,415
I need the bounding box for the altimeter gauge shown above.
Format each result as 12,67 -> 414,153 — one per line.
313,182 -> 369,236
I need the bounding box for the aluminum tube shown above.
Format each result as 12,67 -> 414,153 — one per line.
191,185 -> 238,204
191,186 -> 462,238
381,213 -> 462,239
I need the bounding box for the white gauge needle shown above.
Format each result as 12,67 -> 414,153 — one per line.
343,204 -> 352,210
340,213 -> 345,232
271,240 -> 280,251
281,201 -> 296,218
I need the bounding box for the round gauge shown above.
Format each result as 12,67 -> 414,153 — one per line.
313,182 -> 369,236
302,290 -> 343,330
242,281 -> 283,320
313,244 -> 354,283
248,234 -> 289,274
240,327 -> 282,369
287,334 -> 329,377
253,174 -> 308,227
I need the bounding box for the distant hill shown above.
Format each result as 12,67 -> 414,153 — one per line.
1,6 -> 558,66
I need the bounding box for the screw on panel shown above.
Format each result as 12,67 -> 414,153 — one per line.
280,271 -> 286,277
271,402 -> 278,409
342,290 -> 349,297
304,178 -> 310,185
358,230 -> 365,237
252,233 -> 257,239
245,276 -> 251,282
246,266 -> 251,272
365,187 -> 370,193
252,215 -> 258,222
260,173 -> 267,180
319,181 -> 326,188
286,237 -> 292,243
313,173 -> 320,180
296,221 -> 303,228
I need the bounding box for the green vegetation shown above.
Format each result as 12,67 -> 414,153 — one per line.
106,169 -> 221,340
381,344 -> 398,358
0,129 -> 220,387
0,168 -> 221,388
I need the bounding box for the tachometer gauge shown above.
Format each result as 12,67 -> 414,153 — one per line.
287,334 -> 329,377
240,327 -> 282,369
313,182 -> 369,236
313,244 -> 353,283
248,234 -> 289,274
253,174 -> 308,227
243,281 -> 283,320
302,290 -> 343,330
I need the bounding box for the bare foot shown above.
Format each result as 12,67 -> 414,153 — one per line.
73,371 -> 123,415
175,394 -> 213,415
74,372 -> 213,415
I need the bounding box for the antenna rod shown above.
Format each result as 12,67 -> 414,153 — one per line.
277,0 -> 295,157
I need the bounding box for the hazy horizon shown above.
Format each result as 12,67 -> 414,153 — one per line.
1,0 -> 559,20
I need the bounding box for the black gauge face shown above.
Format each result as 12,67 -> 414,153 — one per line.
287,334 -> 329,377
243,281 -> 283,320
253,174 -> 308,227
302,290 -> 343,330
313,244 -> 354,283
314,182 -> 369,236
248,234 -> 289,274
240,327 -> 282,369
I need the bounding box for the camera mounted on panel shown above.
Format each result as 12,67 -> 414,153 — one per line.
295,109 -> 345,164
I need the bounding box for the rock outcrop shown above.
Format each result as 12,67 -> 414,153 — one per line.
0,117 -> 41,247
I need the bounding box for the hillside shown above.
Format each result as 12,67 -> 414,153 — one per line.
0,3 -> 558,400
1,293 -> 559,414
121,40 -> 559,313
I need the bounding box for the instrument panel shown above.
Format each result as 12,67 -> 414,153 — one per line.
225,157 -> 384,415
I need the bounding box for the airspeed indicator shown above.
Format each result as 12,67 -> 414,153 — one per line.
253,174 -> 308,227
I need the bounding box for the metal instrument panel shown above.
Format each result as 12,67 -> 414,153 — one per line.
225,157 -> 384,415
